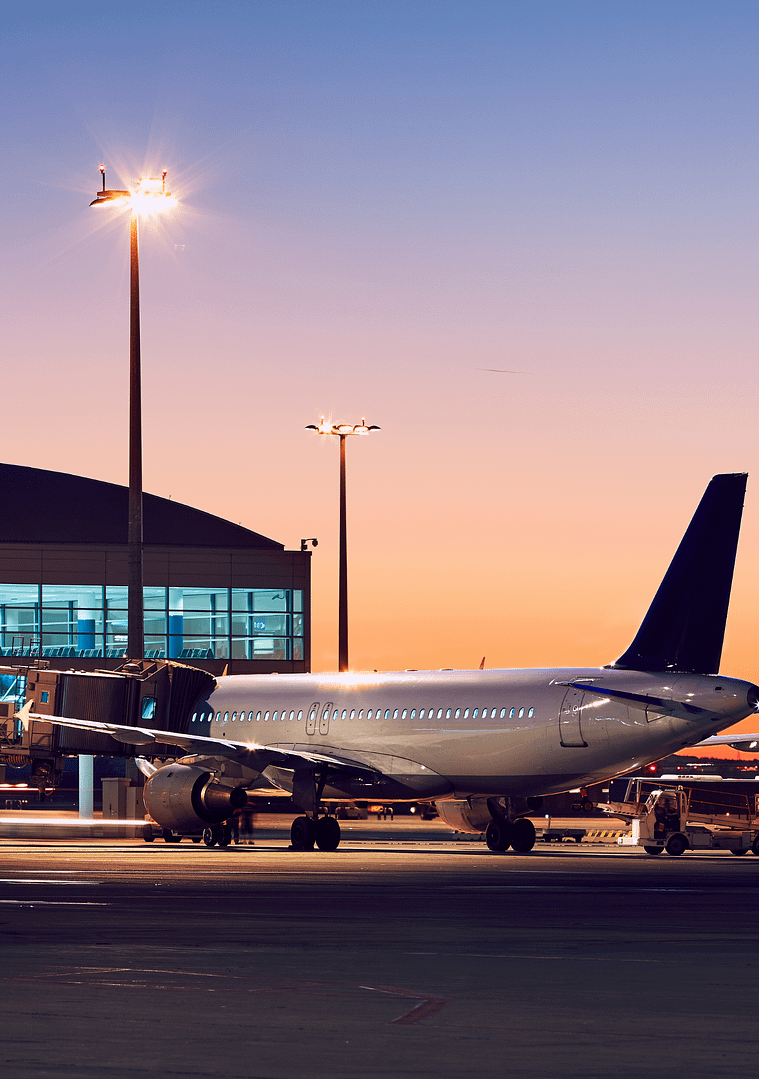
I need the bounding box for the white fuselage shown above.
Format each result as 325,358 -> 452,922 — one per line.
191,667 -> 756,802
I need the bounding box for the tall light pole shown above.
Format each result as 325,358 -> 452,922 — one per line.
305,419 -> 380,672
90,167 -> 176,662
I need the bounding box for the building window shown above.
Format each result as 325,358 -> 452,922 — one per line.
0,584 -> 305,663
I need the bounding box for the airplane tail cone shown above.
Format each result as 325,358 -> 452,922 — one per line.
613,473 -> 747,675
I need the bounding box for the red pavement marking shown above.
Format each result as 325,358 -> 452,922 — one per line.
3,967 -> 452,1025
359,984 -> 452,1024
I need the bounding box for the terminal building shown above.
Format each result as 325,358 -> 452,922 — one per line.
0,464 -> 311,676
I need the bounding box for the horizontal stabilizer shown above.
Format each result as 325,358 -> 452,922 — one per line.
565,681 -> 706,719
697,733 -> 759,752
613,473 -> 747,674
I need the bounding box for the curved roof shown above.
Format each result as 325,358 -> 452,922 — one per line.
0,464 -> 282,549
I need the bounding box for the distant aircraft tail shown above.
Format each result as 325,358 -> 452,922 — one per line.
612,473 -> 747,675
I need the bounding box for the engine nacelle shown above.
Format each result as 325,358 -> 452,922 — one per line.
144,764 -> 248,833
434,798 -> 493,834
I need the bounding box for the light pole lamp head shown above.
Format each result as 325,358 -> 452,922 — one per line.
306,417 -> 380,437
89,166 -> 176,213
354,418 -> 381,435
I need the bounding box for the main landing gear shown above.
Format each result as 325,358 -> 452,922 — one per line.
485,799 -> 536,853
290,814 -> 341,851
289,769 -> 342,851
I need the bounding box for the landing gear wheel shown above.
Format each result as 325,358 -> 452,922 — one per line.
665,833 -> 688,857
162,829 -> 181,844
291,815 -> 317,851
511,817 -> 536,852
643,845 -> 664,855
732,848 -> 749,856
315,815 -> 341,851
215,824 -> 232,848
142,824 -> 155,843
202,827 -> 216,848
485,818 -> 513,852
752,835 -> 759,856
191,836 -> 202,844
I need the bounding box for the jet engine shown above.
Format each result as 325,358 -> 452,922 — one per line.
143,763 -> 248,833
434,799 -> 493,835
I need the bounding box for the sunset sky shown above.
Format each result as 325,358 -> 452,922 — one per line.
3,2 -> 759,733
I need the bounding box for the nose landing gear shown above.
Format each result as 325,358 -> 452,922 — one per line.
202,823 -> 232,847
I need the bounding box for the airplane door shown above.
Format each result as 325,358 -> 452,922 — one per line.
306,702 -> 320,736
559,688 -> 588,747
319,702 -> 333,736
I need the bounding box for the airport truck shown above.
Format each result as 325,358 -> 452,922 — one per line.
605,777 -> 759,856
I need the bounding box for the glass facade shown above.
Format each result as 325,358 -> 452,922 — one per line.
0,585 -> 304,661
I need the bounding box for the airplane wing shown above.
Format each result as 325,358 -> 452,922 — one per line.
13,701 -> 380,777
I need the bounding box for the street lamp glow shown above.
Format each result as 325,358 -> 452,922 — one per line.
306,417 -> 380,673
90,166 -> 177,215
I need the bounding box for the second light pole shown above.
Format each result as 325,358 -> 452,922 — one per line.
306,419 -> 380,672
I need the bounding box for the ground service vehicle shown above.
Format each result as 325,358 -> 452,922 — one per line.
608,777 -> 759,856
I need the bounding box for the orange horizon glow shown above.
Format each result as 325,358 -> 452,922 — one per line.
4,4 -> 758,755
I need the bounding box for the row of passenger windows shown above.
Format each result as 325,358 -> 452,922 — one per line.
196,705 -> 536,723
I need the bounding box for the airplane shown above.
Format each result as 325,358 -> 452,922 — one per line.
15,472 -> 759,855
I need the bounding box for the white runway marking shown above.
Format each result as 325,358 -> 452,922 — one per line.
0,899 -> 109,906
0,878 -> 100,885
406,951 -> 662,962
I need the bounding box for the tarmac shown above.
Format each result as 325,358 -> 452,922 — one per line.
1,815 -> 758,1079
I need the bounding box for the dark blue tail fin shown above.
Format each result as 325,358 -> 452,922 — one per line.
613,473 -> 747,674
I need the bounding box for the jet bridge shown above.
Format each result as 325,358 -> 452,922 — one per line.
0,659 -> 215,796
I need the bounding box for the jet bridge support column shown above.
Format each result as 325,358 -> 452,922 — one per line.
78,755 -> 94,819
